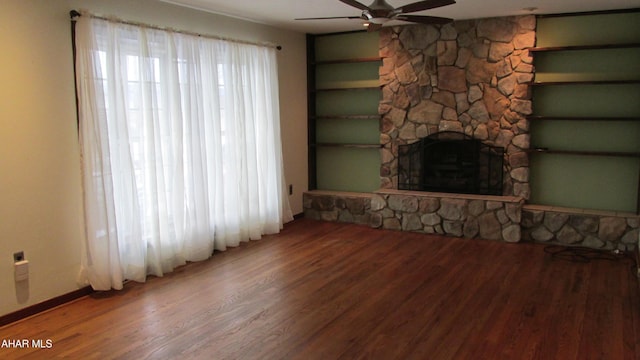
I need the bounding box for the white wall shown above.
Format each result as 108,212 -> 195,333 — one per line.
0,0 -> 307,317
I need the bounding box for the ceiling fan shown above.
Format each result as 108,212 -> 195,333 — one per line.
296,0 -> 456,31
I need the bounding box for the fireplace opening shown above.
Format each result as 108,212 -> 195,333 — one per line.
397,131 -> 504,195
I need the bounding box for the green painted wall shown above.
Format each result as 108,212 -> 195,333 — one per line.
535,12 -> 640,47
529,155 -> 639,212
314,32 -> 380,61
316,61 -> 380,89
316,147 -> 381,192
315,89 -> 380,116
534,48 -> 640,83
533,84 -> 640,118
316,118 -> 379,144
531,121 -> 640,153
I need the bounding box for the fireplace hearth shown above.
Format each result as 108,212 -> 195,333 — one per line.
397,131 -> 504,195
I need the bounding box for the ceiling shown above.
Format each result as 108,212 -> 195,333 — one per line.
159,0 -> 640,34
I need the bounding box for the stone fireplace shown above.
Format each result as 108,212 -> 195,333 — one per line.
370,16 -> 537,242
378,16 -> 535,198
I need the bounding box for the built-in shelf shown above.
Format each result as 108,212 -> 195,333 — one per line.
528,148 -> 640,158
527,116 -> 639,121
532,79 -> 640,86
312,115 -> 380,120
311,143 -> 381,149
313,57 -> 382,65
530,11 -> 640,214
308,32 -> 383,192
529,43 -> 640,53
313,86 -> 381,92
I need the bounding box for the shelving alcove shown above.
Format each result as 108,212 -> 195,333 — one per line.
528,11 -> 640,213
307,32 -> 382,192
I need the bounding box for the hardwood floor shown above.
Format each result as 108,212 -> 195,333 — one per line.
1,218 -> 639,359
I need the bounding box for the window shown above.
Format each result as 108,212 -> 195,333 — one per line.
74,15 -> 292,291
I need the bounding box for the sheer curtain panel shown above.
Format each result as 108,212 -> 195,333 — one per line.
74,16 -> 292,291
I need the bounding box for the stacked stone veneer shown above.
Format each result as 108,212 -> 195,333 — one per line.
379,16 -> 535,198
304,190 -> 524,243
304,191 -> 638,249
369,190 -> 523,242
522,206 -> 640,251
303,191 -> 372,226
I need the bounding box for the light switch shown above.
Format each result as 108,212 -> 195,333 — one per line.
15,260 -> 29,282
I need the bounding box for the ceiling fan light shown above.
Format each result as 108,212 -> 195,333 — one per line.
369,17 -> 389,24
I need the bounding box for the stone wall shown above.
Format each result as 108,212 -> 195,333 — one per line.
378,16 -> 536,198
522,205 -> 640,251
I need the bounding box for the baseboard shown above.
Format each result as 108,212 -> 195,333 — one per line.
0,286 -> 94,328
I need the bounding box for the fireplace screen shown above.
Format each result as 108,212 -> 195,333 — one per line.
397,131 -> 504,195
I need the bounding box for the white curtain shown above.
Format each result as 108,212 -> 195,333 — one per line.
74,16 -> 293,291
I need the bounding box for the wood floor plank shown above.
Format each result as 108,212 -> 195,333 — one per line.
0,218 -> 639,360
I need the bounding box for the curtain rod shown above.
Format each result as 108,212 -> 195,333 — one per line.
69,10 -> 282,51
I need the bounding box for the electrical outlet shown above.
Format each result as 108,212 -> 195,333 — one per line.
13,251 -> 24,263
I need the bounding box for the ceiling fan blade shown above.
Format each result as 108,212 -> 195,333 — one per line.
339,0 -> 371,11
396,0 -> 456,14
395,14 -> 454,25
295,16 -> 362,20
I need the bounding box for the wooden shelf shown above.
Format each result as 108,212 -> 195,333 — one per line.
311,143 -> 381,149
528,148 -> 640,158
529,43 -> 640,53
532,79 -> 640,86
312,115 -> 380,120
313,57 -> 382,65
527,116 -> 639,121
313,86 -> 381,92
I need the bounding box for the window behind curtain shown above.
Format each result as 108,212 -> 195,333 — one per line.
74,15 -> 292,291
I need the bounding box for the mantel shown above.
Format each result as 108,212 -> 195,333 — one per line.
374,189 -> 523,204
